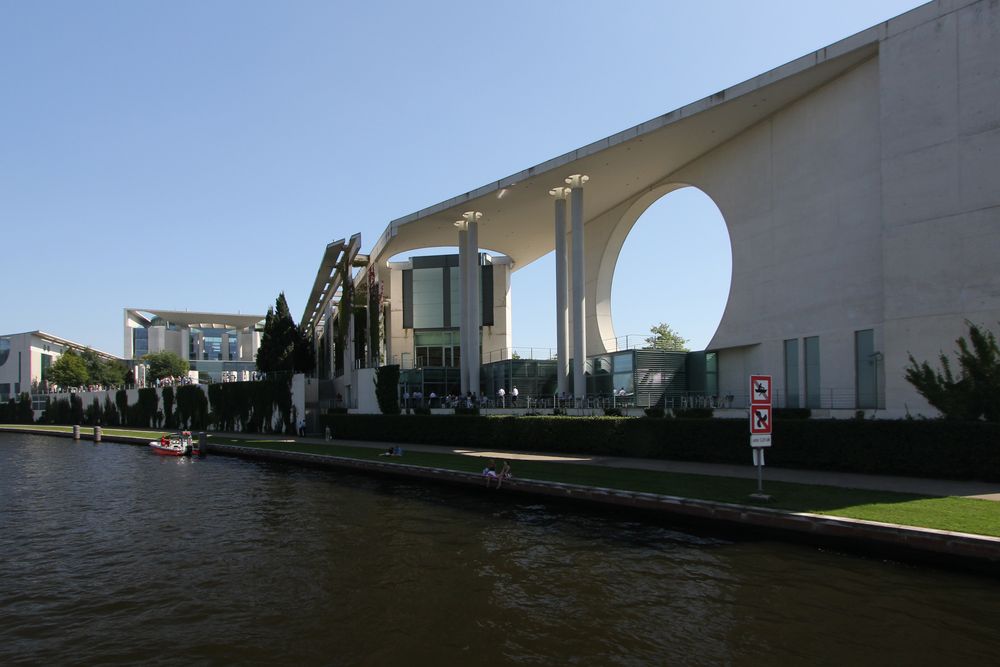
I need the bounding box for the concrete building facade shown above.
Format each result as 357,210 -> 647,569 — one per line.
0,331 -> 119,403
124,309 -> 264,382
345,0 -> 999,417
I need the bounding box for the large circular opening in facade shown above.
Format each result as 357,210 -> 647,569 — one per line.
611,187 -> 731,351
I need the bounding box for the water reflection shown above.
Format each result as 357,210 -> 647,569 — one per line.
1,433 -> 999,665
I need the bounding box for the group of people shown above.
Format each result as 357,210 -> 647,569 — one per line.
402,387 -> 523,410
482,459 -> 512,488
496,386 -> 519,407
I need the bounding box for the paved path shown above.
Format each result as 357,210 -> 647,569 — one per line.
220,431 -> 1000,502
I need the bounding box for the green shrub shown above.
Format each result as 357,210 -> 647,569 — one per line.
643,407 -> 665,418
774,408 -> 811,420
674,408 -> 714,419
604,408 -> 623,417
314,414 -> 1000,482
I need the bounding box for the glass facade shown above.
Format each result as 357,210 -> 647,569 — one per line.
412,268 -> 445,329
413,330 -> 463,368
804,336 -> 821,408
132,328 -> 148,359
784,339 -> 800,408
229,333 -> 239,360
855,329 -> 877,409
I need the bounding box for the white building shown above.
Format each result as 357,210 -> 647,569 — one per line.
124,309 -> 264,382
0,331 -> 119,402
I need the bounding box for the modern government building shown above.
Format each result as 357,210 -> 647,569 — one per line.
123,309 -> 265,382
4,0 -> 997,419
300,0 -> 1000,417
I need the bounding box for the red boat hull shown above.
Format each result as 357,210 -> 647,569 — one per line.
149,442 -> 189,456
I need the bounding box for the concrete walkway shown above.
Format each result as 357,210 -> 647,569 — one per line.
222,431 -> 1000,502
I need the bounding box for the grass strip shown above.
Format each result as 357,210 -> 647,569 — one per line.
215,438 -> 1000,538
0,424 -> 169,440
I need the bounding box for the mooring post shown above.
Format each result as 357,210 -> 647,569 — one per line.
93,426 -> 102,443
73,425 -> 80,440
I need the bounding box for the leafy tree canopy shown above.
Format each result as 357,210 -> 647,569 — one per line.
905,321 -> 1000,421
646,323 -> 690,351
143,350 -> 190,382
257,292 -> 315,374
80,348 -> 126,388
47,349 -> 89,388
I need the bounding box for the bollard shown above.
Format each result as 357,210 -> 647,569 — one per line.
73,425 -> 80,440
93,426 -> 102,443
199,431 -> 208,456
324,426 -> 331,442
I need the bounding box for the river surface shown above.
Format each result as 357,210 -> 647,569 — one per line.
2,433 -> 999,665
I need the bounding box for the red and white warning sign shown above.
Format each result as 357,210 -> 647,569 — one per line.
750,375 -> 771,406
750,405 -> 772,434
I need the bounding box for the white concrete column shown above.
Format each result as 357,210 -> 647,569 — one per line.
456,225 -> 470,395
567,174 -> 589,400
221,332 -> 230,361
464,211 -> 482,397
549,186 -> 571,397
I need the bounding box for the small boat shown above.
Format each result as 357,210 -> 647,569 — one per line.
149,431 -> 193,457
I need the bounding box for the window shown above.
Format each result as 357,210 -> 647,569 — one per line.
784,339 -> 800,408
412,268 -> 445,328
804,336 -> 820,408
132,328 -> 148,359
855,329 -> 876,409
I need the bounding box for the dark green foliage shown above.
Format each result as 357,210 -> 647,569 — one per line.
644,408 -> 665,418
84,397 -> 101,425
115,390 -> 129,425
374,365 -> 401,415
604,407 -> 623,417
175,385 -> 209,430
135,388 -> 159,428
42,397 -> 72,424
47,350 -> 89,388
70,394 -> 83,424
905,321 -> 1000,421
774,408 -> 811,420
142,351 -> 190,383
257,292 -> 314,375
0,395 -> 35,424
161,386 -> 175,428
673,408 -> 714,419
315,415 -> 1000,482
207,378 -> 290,433
102,395 -> 120,426
454,406 -> 479,415
80,348 -> 126,388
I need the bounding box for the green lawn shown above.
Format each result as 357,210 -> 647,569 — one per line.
213,438 -> 1000,538
0,424 -> 169,440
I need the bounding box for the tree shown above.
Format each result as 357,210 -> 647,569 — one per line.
143,350 -> 190,383
257,292 -> 315,374
646,323 -> 689,351
80,348 -> 126,388
905,321 -> 1000,421
47,349 -> 89,388
374,364 -> 401,415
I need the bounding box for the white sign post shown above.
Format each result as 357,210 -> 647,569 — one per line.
749,374 -> 773,499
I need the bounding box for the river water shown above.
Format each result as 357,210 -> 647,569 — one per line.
2,433 -> 999,665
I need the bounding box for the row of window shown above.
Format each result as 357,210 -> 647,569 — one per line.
132,328 -> 241,361
783,329 -> 878,409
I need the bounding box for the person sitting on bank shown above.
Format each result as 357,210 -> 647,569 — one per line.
483,459 -> 497,484
495,460 -> 512,489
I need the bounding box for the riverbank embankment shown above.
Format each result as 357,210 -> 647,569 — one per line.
4,424 -> 1000,573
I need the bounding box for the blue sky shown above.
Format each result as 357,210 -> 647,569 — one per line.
1,0 -> 925,356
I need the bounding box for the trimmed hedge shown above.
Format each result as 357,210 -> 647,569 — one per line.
317,414 -> 1000,482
